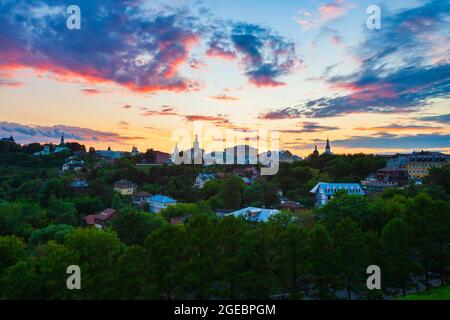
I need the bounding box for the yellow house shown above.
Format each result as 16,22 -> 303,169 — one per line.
114,179 -> 137,195
406,152 -> 449,179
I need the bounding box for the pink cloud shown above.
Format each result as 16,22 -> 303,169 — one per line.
296,0 -> 356,29
209,94 -> 240,101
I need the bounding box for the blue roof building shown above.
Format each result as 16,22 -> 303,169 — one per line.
147,195 -> 177,213
228,207 -> 280,223
310,182 -> 365,208
70,179 -> 89,188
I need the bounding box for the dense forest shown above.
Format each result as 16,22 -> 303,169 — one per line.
0,142 -> 449,300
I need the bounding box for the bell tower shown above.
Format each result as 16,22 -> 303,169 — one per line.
325,136 -> 331,154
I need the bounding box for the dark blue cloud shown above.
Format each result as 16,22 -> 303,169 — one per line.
0,0 -> 204,92
279,122 -> 339,133
298,63 -> 450,117
260,0 -> 450,118
418,114 -> 450,124
333,133 -> 450,150
0,121 -> 144,144
0,0 -> 299,92
207,22 -> 300,87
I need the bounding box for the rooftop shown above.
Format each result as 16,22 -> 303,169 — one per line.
310,182 -> 364,195
150,195 -> 177,203
94,208 -> 117,221
280,200 -> 306,210
114,179 -> 136,188
228,207 -> 279,222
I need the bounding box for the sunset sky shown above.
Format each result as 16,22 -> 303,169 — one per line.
0,0 -> 449,156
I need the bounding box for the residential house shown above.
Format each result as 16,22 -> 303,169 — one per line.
310,182 -> 365,208
361,178 -> 398,194
406,151 -> 449,179
194,173 -> 217,189
170,216 -> 188,225
147,195 -> 177,213
228,207 -> 280,223
132,192 -> 153,208
233,167 -> 259,185
114,179 -> 137,195
69,178 -> 89,194
385,151 -> 449,179
83,215 -> 96,227
280,200 -> 307,213
377,168 -> 410,186
83,208 -> 117,229
34,145 -> 51,156
62,158 -> 85,172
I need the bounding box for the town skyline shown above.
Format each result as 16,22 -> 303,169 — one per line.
0,0 -> 449,157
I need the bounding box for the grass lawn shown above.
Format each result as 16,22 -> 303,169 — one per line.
399,285 -> 450,300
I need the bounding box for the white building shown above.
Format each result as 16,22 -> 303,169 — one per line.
194,173 -> 217,189
54,134 -> 69,153
172,135 -> 204,164
97,147 -> 124,160
147,195 -> 177,213
34,145 -> 51,156
310,182 -> 365,208
62,158 -> 85,172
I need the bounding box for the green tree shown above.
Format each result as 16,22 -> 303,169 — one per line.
308,224 -> 336,299
405,193 -> 441,290
381,218 -> 415,296
0,259 -> 43,299
0,235 -> 26,273
115,246 -> 149,299
41,178 -> 65,202
425,165 -> 450,194
35,241 -> 80,299
64,228 -> 121,299
144,224 -> 188,299
183,212 -> 216,299
215,216 -> 249,299
216,176 -> 244,210
112,207 -> 166,246
333,217 -> 367,300
47,198 -> 78,226
0,201 -> 23,236
272,223 -> 311,297
17,179 -> 44,201
28,224 -> 73,247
